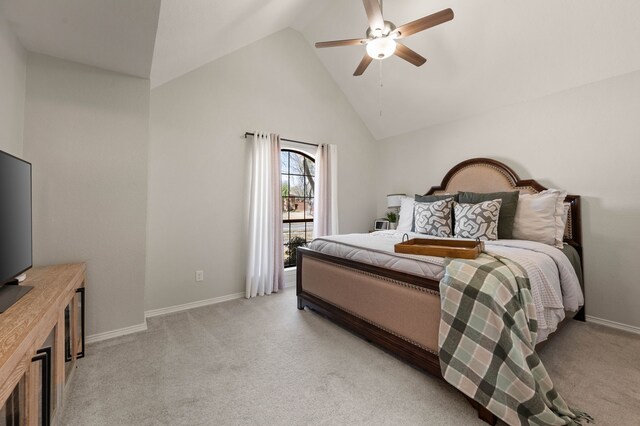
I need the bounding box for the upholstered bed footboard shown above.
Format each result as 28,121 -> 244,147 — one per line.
296,247 -> 448,378
299,255 -> 442,354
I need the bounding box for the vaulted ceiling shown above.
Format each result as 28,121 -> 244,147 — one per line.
150,0 -> 325,87
1,0 -> 161,78
3,0 -> 640,140
297,0 -> 640,139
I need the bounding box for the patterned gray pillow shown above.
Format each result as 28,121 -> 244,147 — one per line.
413,198 -> 454,237
454,200 -> 502,240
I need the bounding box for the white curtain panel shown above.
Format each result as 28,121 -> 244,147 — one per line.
245,132 -> 284,298
313,144 -> 339,238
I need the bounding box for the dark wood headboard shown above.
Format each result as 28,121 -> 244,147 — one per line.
424,158 -> 582,252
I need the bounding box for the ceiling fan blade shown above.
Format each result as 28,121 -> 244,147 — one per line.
363,0 -> 385,33
395,8 -> 454,39
315,38 -> 368,48
353,53 -> 373,76
394,43 -> 426,66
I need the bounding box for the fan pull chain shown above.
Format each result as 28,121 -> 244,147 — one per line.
379,60 -> 383,117
379,0 -> 384,117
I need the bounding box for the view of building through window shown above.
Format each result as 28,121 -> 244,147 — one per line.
281,150 -> 314,267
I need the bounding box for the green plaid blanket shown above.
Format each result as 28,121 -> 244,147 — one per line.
439,253 -> 593,426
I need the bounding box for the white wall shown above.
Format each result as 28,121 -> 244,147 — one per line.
23,54 -> 150,336
0,15 -> 26,156
146,28 -> 377,311
377,70 -> 640,329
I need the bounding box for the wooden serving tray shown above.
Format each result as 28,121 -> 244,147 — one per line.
394,238 -> 484,259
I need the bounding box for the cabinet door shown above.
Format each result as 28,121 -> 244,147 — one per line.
0,350 -> 49,426
0,376 -> 26,425
64,287 -> 86,380
31,348 -> 51,426
40,327 -> 59,422
74,288 -> 85,359
64,303 -> 73,380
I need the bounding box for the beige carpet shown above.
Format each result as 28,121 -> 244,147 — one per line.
60,288 -> 640,425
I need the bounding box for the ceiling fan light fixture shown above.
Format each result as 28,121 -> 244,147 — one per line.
315,4 -> 453,75
366,37 -> 396,60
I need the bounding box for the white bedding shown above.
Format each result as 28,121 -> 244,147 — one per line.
308,230 -> 584,343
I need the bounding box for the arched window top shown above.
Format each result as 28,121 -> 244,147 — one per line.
281,149 -> 314,176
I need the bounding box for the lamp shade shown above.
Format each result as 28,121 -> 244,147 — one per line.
386,193 -> 405,208
366,37 -> 397,60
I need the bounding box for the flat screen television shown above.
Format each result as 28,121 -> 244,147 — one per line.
0,149 -> 33,312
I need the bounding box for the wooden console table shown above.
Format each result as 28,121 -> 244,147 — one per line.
0,263 -> 86,425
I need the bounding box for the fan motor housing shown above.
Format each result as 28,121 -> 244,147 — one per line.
366,21 -> 396,39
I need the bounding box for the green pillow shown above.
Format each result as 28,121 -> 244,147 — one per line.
412,194 -> 458,232
457,191 -> 519,239
414,193 -> 459,203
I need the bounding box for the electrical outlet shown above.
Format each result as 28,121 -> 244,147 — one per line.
195,270 -> 204,282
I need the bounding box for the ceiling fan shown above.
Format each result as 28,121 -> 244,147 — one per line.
315,0 -> 454,76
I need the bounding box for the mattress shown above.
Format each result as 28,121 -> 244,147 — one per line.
309,231 -> 447,280
308,230 -> 584,343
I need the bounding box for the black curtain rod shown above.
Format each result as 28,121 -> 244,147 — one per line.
244,132 -> 318,148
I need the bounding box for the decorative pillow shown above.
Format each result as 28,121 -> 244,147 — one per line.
454,200 -> 502,241
396,196 -> 416,232
540,189 -> 568,248
413,193 -> 458,231
458,191 -> 519,239
413,198 -> 454,237
512,193 -> 558,245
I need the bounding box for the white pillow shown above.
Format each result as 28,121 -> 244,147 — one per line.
512,193 -> 558,246
396,196 -> 415,232
540,189 -> 568,248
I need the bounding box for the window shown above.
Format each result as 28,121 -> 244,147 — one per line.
281,150 -> 315,267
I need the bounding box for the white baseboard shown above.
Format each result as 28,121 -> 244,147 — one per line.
586,315 -> 640,335
144,292 -> 245,318
86,321 -> 148,344
284,267 -> 297,288
87,283 -> 296,345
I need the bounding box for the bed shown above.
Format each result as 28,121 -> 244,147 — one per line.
295,158 -> 585,425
